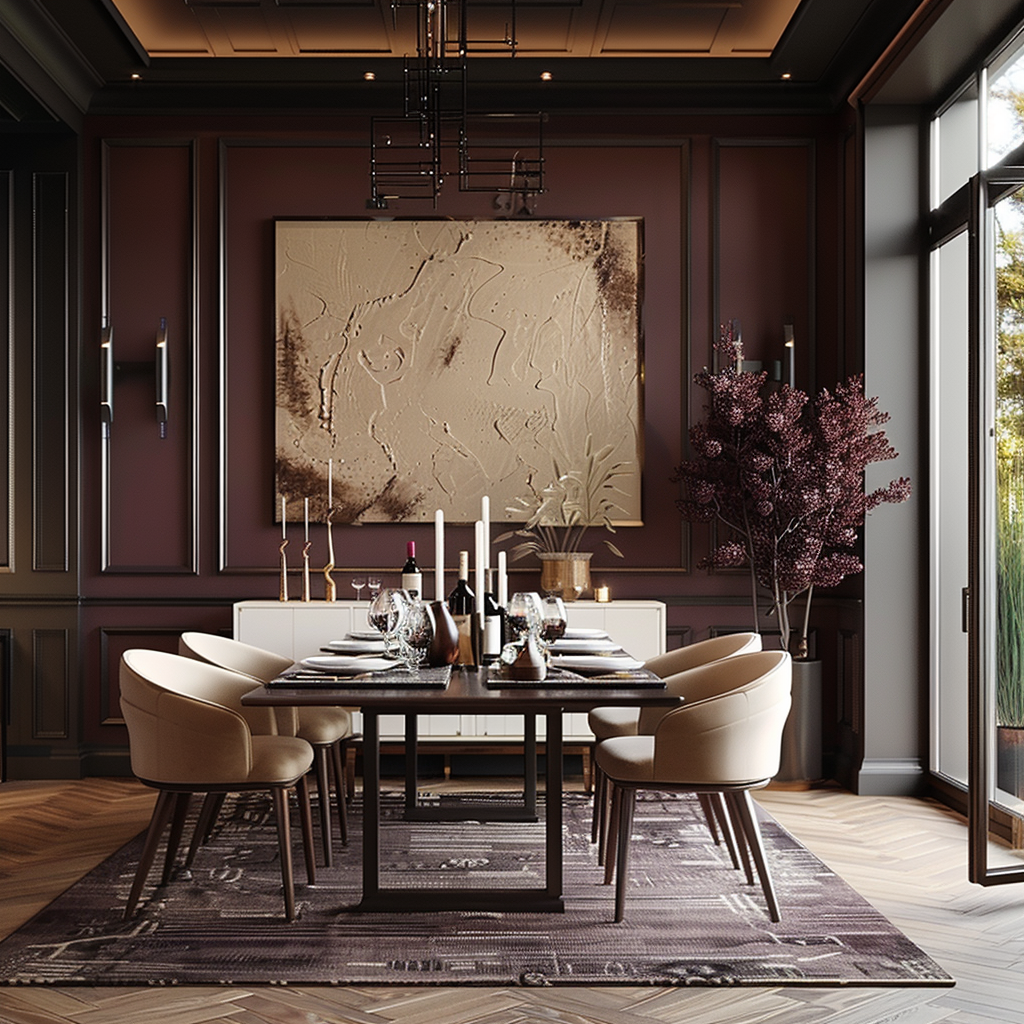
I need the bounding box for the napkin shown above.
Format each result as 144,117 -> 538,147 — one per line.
562,627 -> 611,641
323,638 -> 386,654
300,655 -> 396,674
550,638 -> 620,653
550,654 -> 645,675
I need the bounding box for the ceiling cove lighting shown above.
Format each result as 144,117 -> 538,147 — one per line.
368,0 -> 545,209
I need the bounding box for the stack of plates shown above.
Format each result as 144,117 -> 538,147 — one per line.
549,637 -> 620,654
323,638 -> 386,654
561,627 -> 611,641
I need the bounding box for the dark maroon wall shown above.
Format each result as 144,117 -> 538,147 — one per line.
79,112 -> 853,754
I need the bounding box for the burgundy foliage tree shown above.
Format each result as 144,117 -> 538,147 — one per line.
674,332 -> 912,657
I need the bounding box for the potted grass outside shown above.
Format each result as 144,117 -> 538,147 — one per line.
997,458 -> 1024,800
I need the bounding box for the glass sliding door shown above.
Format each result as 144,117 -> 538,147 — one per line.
968,168 -> 1024,882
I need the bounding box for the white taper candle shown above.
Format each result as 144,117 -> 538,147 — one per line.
474,520 -> 485,622
497,550 -> 508,607
435,509 -> 445,601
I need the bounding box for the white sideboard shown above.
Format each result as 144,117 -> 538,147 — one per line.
233,599 -> 666,742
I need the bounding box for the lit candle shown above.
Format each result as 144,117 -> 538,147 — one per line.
304,497 -> 309,542
281,496 -> 286,539
434,509 -> 445,601
595,584 -> 611,603
481,495 -> 490,571
497,550 -> 508,607
474,520 -> 485,622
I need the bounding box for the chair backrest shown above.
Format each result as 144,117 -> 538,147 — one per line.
651,650 -> 793,785
642,631 -> 762,680
119,649 -> 259,785
178,632 -> 296,736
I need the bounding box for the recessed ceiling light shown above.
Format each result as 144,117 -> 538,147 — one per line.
130,72 -> 142,80
540,71 -> 553,81
364,71 -> 376,81
781,72 -> 792,80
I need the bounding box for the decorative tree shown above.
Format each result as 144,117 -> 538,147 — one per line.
674,328 -> 912,657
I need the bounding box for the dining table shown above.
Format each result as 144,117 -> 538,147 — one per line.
241,659 -> 677,913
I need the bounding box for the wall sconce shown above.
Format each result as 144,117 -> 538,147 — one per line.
100,325 -> 113,438
155,317 -> 169,439
783,322 -> 795,388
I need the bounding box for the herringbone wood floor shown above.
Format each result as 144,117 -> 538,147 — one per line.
0,776 -> 1022,1024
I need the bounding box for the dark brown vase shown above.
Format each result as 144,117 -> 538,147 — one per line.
427,600 -> 460,666
997,725 -> 1024,799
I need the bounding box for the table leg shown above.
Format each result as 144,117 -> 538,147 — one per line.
404,714 -> 418,811
545,709 -> 563,901
361,710 -> 381,903
524,714 -> 537,817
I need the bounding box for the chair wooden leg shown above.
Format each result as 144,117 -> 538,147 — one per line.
160,791 -> 192,884
613,786 -> 636,923
591,761 -> 605,844
312,745 -> 333,868
295,774 -> 316,886
603,782 -> 620,884
709,792 -> 746,875
125,789 -> 176,920
271,786 -> 297,921
185,792 -> 224,868
697,793 -> 721,843
331,739 -> 349,846
726,789 -> 780,922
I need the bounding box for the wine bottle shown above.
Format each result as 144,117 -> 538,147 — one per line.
401,540 -> 422,598
483,568 -> 504,661
447,550 -> 476,665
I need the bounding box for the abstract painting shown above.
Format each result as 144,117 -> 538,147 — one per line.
275,218 -> 643,524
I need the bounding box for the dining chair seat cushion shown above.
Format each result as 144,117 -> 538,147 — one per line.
587,706 -> 640,740
295,707 -> 353,745
248,735 -> 316,784
594,735 -> 656,782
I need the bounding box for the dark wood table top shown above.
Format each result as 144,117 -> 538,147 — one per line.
241,664 -> 677,714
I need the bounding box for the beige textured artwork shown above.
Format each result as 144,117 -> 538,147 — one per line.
275,218 -> 642,524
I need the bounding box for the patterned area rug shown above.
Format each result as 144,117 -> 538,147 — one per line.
0,790 -> 953,987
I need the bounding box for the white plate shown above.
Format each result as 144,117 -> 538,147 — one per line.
550,638 -> 620,653
324,638 -> 386,654
551,655 -> 645,674
300,655 -> 396,674
562,627 -> 611,640
347,630 -> 384,641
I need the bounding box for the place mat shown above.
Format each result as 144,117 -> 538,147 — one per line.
486,665 -> 665,688
0,791 -> 954,988
271,664 -> 452,689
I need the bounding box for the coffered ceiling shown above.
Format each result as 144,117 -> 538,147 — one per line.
108,0 -> 803,61
4,0 -> 1022,127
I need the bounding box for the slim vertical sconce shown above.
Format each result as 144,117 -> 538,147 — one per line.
783,323 -> 795,388
155,317 -> 169,439
100,325 -> 114,438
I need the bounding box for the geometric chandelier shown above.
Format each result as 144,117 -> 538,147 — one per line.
369,0 -> 545,208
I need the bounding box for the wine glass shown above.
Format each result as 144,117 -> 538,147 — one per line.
506,591 -> 543,644
365,576 -> 383,626
351,575 -> 366,601
540,595 -> 567,645
369,587 -> 409,658
398,597 -> 434,672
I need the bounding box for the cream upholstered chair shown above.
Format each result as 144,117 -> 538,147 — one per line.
178,632 -> 356,866
596,650 -> 792,923
119,649 -> 316,922
589,632 -> 762,852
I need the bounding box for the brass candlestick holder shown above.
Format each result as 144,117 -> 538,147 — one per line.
278,539 -> 289,602
302,541 -> 312,602
323,511 -> 336,602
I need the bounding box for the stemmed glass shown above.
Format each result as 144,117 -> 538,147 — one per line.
368,587 -> 409,659
365,576 -> 383,626
506,591 -> 543,644
540,595 -> 567,646
351,575 -> 367,601
398,597 -> 434,672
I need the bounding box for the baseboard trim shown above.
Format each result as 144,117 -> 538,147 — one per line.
856,757 -> 926,796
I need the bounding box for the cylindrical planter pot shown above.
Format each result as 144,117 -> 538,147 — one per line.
775,658 -> 823,784
538,551 -> 592,601
997,725 -> 1024,799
